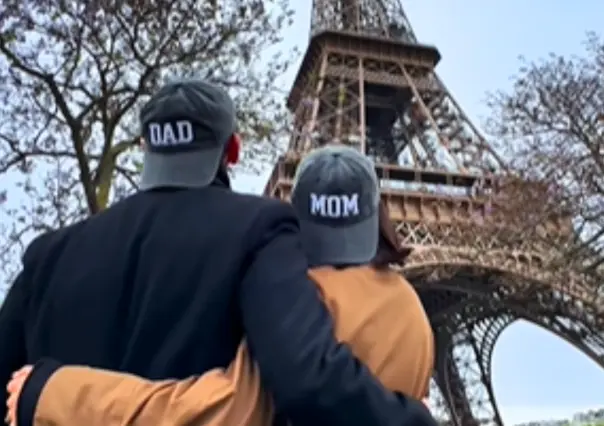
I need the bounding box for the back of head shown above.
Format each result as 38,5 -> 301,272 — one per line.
291,145 -> 380,267
138,79 -> 237,190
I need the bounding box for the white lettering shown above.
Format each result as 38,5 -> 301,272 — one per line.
309,193 -> 359,218
326,195 -> 341,217
176,121 -> 193,142
148,121 -> 194,146
341,193 -> 359,216
310,193 -> 325,216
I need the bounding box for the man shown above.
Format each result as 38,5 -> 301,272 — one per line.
0,79 -> 432,425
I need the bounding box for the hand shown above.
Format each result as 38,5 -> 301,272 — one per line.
5,366 -> 33,426
422,398 -> 430,411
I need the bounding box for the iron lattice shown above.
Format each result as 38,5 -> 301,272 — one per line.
264,1 -> 604,424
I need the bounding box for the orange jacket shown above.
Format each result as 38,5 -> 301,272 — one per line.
25,266 -> 434,426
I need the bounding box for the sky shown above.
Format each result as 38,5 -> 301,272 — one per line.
1,1 -> 603,425
235,1 -> 604,424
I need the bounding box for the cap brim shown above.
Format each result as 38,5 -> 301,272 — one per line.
140,147 -> 222,190
300,214 -> 379,267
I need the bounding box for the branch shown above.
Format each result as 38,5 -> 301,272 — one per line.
0,31 -> 98,213
95,138 -> 138,209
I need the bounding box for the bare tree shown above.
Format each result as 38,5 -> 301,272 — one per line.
0,0 -> 295,286
485,32 -> 604,282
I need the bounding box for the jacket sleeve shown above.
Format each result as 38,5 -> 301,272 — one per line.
239,201 -> 437,426
17,343 -> 273,426
0,272 -> 28,423
0,231 -> 46,423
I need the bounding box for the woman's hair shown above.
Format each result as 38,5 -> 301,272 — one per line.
371,200 -> 413,269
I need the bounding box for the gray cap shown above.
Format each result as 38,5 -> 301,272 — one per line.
291,145 -> 380,266
139,79 -> 236,190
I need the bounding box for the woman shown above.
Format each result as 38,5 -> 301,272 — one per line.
7,145 -> 434,426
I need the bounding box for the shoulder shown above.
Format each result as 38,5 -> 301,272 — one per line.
251,196 -> 298,227
221,190 -> 300,231
226,189 -> 295,212
240,194 -> 301,252
22,220 -> 85,267
212,192 -> 306,267
310,266 -> 406,298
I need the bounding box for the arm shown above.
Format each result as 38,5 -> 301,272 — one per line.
0,272 -> 29,423
15,343 -> 272,426
12,202 -> 434,426
2,230 -> 60,423
239,202 -> 436,426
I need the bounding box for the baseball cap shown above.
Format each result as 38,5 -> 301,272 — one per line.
139,79 -> 236,190
291,145 -> 380,266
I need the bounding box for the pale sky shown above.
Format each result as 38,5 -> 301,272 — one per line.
1,1 -> 603,425
234,1 -> 604,424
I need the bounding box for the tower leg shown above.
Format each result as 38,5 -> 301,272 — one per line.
434,328 -> 480,426
433,314 -> 509,425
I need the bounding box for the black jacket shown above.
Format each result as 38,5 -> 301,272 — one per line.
0,177 -> 435,426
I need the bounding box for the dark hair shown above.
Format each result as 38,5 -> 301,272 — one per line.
371,200 -> 412,269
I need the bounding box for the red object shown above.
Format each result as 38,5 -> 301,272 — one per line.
226,134 -> 240,165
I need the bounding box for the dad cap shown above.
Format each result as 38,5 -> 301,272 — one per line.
291,145 -> 380,266
139,79 -> 236,190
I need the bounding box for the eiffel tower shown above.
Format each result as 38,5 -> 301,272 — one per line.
263,1 -> 604,424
